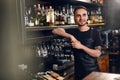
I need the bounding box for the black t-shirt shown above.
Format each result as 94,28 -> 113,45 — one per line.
67,27 -> 101,48
66,27 -> 102,79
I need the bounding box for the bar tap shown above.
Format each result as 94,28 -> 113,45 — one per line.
103,29 -> 111,48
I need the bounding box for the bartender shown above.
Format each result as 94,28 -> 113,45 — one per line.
52,6 -> 102,80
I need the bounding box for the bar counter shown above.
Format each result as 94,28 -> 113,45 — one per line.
83,72 -> 120,80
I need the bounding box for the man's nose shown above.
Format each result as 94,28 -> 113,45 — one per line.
80,16 -> 83,20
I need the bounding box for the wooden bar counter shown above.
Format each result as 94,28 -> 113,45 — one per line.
83,72 -> 120,80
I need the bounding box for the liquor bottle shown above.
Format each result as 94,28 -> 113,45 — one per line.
44,6 -> 49,26
94,10 -> 97,23
59,7 -> 65,25
27,7 -> 34,26
32,4 -> 38,19
38,4 -> 46,26
67,5 -> 75,25
62,7 -> 67,25
31,4 -> 39,26
46,6 -> 55,26
24,7 -> 29,26
97,7 -> 104,23
90,10 -> 96,24
87,10 -> 92,24
54,10 -> 60,25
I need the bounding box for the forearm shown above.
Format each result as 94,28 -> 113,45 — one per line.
72,40 -> 101,57
81,45 -> 101,58
57,32 -> 72,39
52,28 -> 70,38
52,28 -> 76,41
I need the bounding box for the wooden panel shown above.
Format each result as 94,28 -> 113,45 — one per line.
98,54 -> 109,72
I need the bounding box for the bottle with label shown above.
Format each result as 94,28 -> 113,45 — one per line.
46,6 -> 55,26
90,10 -> 96,23
62,7 -> 67,25
37,4 -> 46,26
97,7 -> 104,23
59,7 -> 66,25
32,4 -> 39,26
54,10 -> 60,25
27,7 -> 35,26
67,5 -> 75,25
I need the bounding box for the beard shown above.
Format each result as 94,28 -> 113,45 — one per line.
74,18 -> 88,26
77,21 -> 87,26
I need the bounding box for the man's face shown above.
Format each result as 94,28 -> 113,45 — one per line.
74,9 -> 88,26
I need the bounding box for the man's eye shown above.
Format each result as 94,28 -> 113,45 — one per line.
76,15 -> 80,17
83,14 -> 87,16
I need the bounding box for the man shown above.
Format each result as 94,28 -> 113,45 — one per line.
52,6 -> 102,80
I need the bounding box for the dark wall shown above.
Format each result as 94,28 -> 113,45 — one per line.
103,0 -> 120,29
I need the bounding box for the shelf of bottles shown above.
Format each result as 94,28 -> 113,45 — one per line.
24,0 -> 105,30
23,36 -> 75,79
26,37 -> 74,71
33,37 -> 73,60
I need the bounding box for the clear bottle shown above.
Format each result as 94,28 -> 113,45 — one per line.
24,7 -> 29,26
38,4 -> 46,26
36,4 -> 41,26
67,5 -> 75,25
62,7 -> 67,25
27,7 -> 34,26
32,4 -> 38,18
32,4 -> 39,26
54,10 -> 60,25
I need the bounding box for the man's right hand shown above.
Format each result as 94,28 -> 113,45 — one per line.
69,35 -> 78,43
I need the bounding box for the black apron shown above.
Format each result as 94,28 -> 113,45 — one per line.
73,28 -> 99,80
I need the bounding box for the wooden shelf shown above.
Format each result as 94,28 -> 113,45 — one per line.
26,25 -> 77,31
26,23 -> 105,31
88,23 -> 105,26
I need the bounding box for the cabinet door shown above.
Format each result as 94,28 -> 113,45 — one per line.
98,55 -> 109,72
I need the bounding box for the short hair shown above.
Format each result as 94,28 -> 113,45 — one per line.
74,6 -> 88,14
